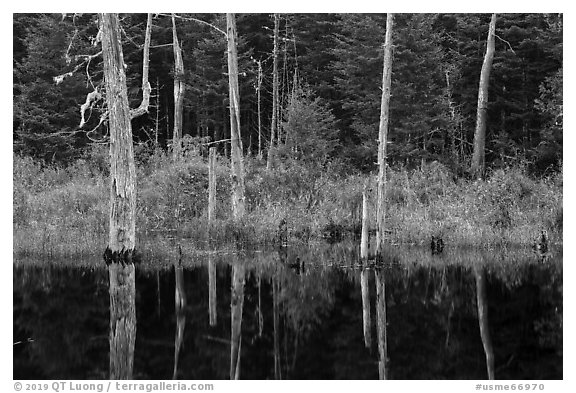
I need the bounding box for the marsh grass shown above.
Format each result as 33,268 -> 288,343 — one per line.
13,148 -> 562,258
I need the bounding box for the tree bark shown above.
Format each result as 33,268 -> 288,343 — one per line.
267,14 -> 280,170
172,14 -> 185,158
376,14 -> 394,256
226,13 -> 246,220
471,13 -> 496,179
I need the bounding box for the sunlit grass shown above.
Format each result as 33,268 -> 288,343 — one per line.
13,151 -> 562,258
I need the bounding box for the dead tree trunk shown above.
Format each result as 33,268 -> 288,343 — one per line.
172,14 -> 185,159
256,59 -> 263,159
100,13 -> 137,380
208,147 -> 217,223
267,13 -> 280,170
376,13 -> 394,257
226,13 -> 246,220
471,13 -> 496,179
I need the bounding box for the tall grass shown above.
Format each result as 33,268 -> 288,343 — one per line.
13,147 -> 563,257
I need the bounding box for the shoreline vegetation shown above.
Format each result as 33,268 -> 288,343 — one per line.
13,146 -> 562,259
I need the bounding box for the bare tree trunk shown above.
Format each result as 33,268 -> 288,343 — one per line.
471,13 -> 496,179
226,13 -> 246,220
257,60 -> 263,159
208,147 -> 217,223
267,13 -> 280,170
475,265 -> 495,379
172,14 -> 185,159
360,183 -> 370,260
100,13 -> 137,380
376,14 -> 394,257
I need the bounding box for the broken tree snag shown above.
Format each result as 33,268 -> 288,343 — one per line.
100,13 -> 137,254
226,13 -> 246,220
130,13 -> 153,119
471,13 -> 497,179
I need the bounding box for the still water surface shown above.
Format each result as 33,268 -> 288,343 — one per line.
13,243 -> 562,380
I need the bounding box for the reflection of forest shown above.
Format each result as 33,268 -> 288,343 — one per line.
13,245 -> 562,380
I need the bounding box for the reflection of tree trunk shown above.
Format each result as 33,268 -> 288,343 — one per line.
375,269 -> 388,380
361,268 -> 372,349
273,276 -> 281,380
230,263 -> 245,380
475,265 -> 495,380
109,263 -> 136,380
156,271 -> 161,317
208,256 -> 217,327
173,263 -> 186,379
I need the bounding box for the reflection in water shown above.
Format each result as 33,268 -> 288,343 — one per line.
108,263 -> 136,379
361,267 -> 372,349
13,244 -> 562,380
173,262 -> 186,379
273,275 -> 281,380
230,263 -> 245,379
208,255 -> 217,327
375,268 -> 388,380
474,264 -> 495,380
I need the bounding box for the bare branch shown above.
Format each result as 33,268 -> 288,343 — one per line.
157,13 -> 227,37
130,13 -> 153,119
495,34 -> 517,55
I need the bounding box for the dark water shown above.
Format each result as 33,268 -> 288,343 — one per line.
13,243 -> 562,380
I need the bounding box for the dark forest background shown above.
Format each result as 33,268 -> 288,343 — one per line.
13,13 -> 563,175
